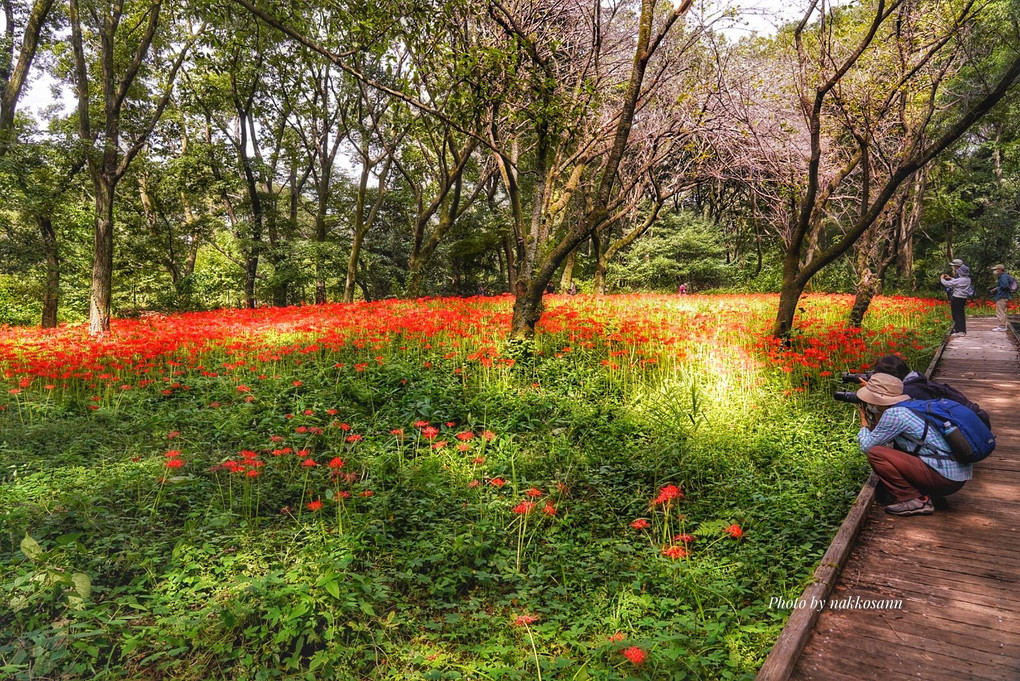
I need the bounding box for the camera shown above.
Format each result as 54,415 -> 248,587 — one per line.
833,391 -> 864,405
840,372 -> 871,384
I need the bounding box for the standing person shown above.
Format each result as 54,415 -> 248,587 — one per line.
944,258 -> 963,301
855,374 -> 972,516
940,262 -> 972,336
989,264 -> 1013,332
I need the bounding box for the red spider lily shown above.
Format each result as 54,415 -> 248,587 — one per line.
165,450 -> 182,458
456,443 -> 470,452
166,431 -> 180,439
455,431 -> 474,441
431,441 -> 448,450
622,647 -> 646,665
326,408 -> 338,415
653,484 -> 683,505
512,501 -> 536,515
413,420 -> 429,428
541,502 -> 556,516
335,490 -> 351,500
525,487 -> 543,498
328,457 -> 345,469
306,499 -> 323,512
421,426 -> 440,440
607,632 -> 625,643
482,430 -> 496,441
468,479 -> 481,488
488,477 -> 507,487
513,614 -> 539,626
725,524 -> 744,539
630,518 -> 650,530
673,533 -> 696,544
301,458 -> 318,467
662,545 -> 688,559
165,458 -> 185,469
339,423 -> 352,431
359,490 -> 373,497
345,434 -> 363,443
470,457 -> 485,464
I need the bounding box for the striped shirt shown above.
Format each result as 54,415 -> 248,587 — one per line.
857,406 -> 973,482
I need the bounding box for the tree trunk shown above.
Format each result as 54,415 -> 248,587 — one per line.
559,250 -> 575,290
592,230 -> 607,294
244,252 -> 258,308
345,231 -> 366,302
503,234 -> 516,293
771,251 -> 805,338
267,208 -> 287,307
39,213 -> 59,328
509,279 -> 544,339
849,267 -> 880,328
88,181 -> 116,334
314,188 -> 328,304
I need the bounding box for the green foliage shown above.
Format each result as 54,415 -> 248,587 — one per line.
0,295 -> 946,679
609,212 -> 735,292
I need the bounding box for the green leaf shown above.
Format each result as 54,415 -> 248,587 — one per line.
323,580 -> 340,600
20,535 -> 43,561
72,573 -> 92,599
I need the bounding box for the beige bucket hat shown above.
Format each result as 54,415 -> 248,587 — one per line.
856,373 -> 910,407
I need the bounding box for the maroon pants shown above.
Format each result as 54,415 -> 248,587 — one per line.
866,445 -> 964,502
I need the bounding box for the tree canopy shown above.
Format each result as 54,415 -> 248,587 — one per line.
1,0 -> 1019,334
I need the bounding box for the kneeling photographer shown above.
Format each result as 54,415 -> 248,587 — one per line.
850,374 -> 972,517
841,354 -> 990,428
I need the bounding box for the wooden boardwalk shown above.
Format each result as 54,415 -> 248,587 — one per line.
790,316 -> 1020,681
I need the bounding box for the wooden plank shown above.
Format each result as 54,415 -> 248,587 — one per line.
813,614 -> 1020,669
795,635 -> 1004,681
794,634 -> 1010,681
816,606 -> 1019,658
853,536 -> 1020,575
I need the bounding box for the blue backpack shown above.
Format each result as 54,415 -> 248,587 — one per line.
899,399 -> 995,464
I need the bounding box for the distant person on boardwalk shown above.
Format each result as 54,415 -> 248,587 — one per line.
546,282 -> 555,294
677,283 -> 688,295
568,281 -> 577,295
855,373 -> 972,516
989,264 -> 1014,332
940,261 -> 971,336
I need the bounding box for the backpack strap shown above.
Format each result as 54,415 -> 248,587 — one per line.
911,419 -> 929,457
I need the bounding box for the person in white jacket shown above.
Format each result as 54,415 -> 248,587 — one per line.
940,262 -> 972,336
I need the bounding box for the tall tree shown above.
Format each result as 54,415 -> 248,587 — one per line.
0,0 -> 55,157
69,0 -> 197,333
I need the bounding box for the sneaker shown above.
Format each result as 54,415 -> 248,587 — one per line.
992,327 -> 1007,332
950,332 -> 966,337
885,496 -> 934,516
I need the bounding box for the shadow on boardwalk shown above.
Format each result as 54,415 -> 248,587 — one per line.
790,316 -> 1020,681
